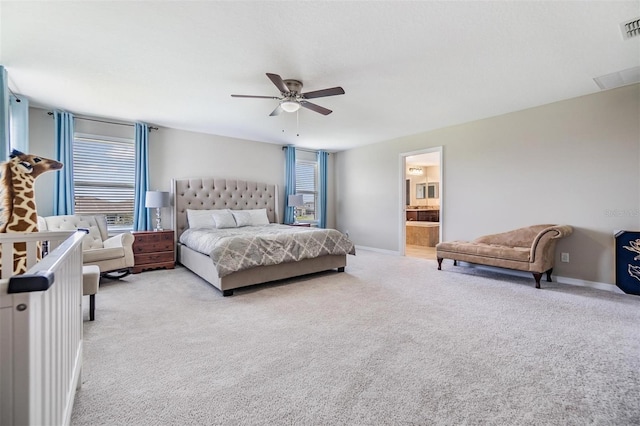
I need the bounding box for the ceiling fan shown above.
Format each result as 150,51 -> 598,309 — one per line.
231,73 -> 345,116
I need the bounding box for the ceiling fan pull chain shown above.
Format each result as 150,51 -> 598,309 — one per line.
296,109 -> 300,137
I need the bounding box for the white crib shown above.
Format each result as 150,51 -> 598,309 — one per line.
0,230 -> 85,426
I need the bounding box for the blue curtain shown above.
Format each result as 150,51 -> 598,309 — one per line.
284,145 -> 296,224
318,150 -> 329,228
53,111 -> 75,215
133,122 -> 150,231
9,95 -> 29,152
0,66 -> 9,161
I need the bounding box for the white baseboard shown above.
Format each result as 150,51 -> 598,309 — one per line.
555,275 -> 625,294
355,245 -> 400,256
464,263 -> 624,294
361,250 -> 627,295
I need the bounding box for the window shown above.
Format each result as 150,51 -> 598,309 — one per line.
295,157 -> 318,223
73,133 -> 135,231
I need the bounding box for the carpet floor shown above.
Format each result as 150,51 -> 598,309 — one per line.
71,250 -> 640,425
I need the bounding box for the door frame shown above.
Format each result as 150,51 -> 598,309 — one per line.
398,146 -> 443,256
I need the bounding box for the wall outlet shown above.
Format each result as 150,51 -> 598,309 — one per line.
561,252 -> 570,263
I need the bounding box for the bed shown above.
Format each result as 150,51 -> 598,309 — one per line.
173,178 -> 355,296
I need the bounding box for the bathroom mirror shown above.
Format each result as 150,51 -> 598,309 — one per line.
427,182 -> 439,199
416,183 -> 426,199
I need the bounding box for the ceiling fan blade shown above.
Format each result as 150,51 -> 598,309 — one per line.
302,86 -> 345,99
231,94 -> 279,99
266,73 -> 289,93
300,101 -> 332,115
269,105 -> 283,116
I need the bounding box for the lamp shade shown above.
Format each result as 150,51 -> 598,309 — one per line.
287,194 -> 304,207
145,191 -> 170,208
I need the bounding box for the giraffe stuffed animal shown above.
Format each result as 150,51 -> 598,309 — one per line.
0,149 -> 63,275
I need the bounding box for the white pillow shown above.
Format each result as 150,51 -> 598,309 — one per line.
187,209 -> 215,228
231,210 -> 252,227
246,208 -> 270,226
211,210 -> 237,229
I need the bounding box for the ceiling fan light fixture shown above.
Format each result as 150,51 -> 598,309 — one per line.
232,73 -> 344,116
281,100 -> 301,113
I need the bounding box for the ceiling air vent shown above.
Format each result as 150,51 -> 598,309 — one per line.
594,66 -> 640,90
621,17 -> 640,40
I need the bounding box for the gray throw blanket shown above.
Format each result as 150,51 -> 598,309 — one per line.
179,224 -> 355,277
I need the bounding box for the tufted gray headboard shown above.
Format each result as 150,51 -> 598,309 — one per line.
172,178 -> 279,240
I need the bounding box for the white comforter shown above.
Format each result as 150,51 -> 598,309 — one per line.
179,224 -> 355,277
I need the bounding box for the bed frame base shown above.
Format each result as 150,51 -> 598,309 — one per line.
178,244 -> 347,296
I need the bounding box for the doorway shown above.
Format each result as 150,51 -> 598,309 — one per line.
399,147 -> 442,260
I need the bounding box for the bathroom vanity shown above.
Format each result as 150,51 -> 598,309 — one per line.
406,208 -> 439,222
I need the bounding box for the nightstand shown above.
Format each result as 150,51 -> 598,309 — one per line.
131,230 -> 175,274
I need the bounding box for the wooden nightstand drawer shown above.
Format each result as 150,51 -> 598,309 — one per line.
136,232 -> 173,244
133,240 -> 173,254
134,251 -> 174,265
132,230 -> 175,274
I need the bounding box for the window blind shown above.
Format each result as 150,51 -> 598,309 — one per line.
295,160 -> 318,221
73,135 -> 135,228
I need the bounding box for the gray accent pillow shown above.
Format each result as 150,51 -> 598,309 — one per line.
211,210 -> 237,229
231,211 -> 253,227
247,208 -> 270,226
187,209 -> 216,228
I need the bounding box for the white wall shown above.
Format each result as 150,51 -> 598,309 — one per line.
28,107 -> 336,229
335,84 -> 640,285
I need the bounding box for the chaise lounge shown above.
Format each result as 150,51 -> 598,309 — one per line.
436,224 -> 573,288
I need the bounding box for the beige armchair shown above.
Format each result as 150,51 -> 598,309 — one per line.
38,215 -> 135,278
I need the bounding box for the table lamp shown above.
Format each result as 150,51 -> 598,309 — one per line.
288,194 -> 305,224
145,191 -> 170,231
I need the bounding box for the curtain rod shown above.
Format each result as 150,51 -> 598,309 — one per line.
47,112 -> 158,131
8,88 -> 23,102
281,146 -> 331,155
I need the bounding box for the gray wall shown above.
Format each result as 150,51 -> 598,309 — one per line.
30,108 -> 57,216
28,108 -> 336,229
335,84 -> 640,285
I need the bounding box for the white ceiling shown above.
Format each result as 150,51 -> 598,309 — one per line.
407,152 -> 440,168
1,1 -> 639,152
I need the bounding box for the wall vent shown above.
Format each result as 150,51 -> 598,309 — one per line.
621,17 -> 640,40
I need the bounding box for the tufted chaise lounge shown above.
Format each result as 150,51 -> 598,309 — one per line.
436,224 -> 573,288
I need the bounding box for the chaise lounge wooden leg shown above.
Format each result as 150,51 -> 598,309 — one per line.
337,267 -> 345,272
453,259 -> 458,266
437,258 -> 443,270
222,289 -> 234,297
532,272 -> 542,289
546,268 -> 553,282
